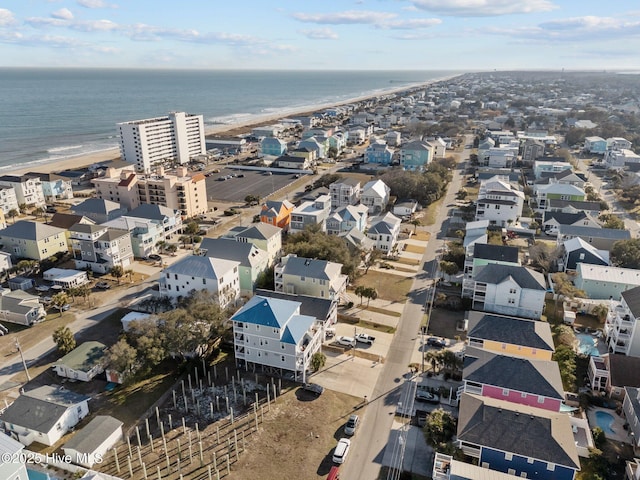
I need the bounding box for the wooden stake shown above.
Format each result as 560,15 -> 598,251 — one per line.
113,448 -> 120,473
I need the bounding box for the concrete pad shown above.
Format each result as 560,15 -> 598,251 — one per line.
310,350 -> 382,400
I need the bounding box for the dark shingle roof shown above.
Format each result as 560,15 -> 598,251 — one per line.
472,244 -> 519,263
622,286 -> 640,319
542,211 -> 588,225
463,347 -> 563,399
559,225 -> 631,240
457,393 -> 580,470
608,354 -> 640,389
466,311 -> 554,351
256,289 -> 334,321
474,264 -> 545,290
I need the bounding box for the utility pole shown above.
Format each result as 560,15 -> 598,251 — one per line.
15,338 -> 31,382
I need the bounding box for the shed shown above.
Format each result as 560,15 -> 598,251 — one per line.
54,341 -> 107,382
63,415 -> 123,468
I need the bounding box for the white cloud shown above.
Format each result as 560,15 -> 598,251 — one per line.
52,8 -> 74,20
292,10 -> 397,25
71,19 -> 120,32
410,0 -> 558,17
379,18 -> 442,29
0,8 -> 16,26
77,0 -> 117,8
299,28 -> 339,40
0,32 -> 88,48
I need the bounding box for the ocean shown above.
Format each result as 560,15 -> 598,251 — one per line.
0,68 -> 462,172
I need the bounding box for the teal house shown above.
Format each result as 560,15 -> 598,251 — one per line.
400,140 -> 432,170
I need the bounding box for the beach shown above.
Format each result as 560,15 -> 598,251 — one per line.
8,75 -> 457,178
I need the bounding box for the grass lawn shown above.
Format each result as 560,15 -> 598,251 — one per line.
422,196 -> 445,226
413,231 -> 431,241
353,271 -> 413,303
404,244 -> 426,254
393,257 -> 420,266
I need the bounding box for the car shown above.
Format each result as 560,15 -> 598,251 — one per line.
337,336 -> 356,348
39,296 -> 52,304
218,176 -> 227,181
415,390 -> 440,404
61,304 -> 71,311
355,333 -> 376,345
302,383 -> 324,396
332,438 -> 351,464
237,173 -> 245,178
426,337 -> 446,348
293,174 -> 300,178
148,254 -> 162,261
35,285 -> 50,292
264,171 -> 272,176
344,414 -> 359,436
46,206 -> 57,214
95,281 -> 111,290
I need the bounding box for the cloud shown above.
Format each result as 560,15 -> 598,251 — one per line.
298,28 -> 339,40
292,10 -> 397,25
410,0 -> 558,17
77,0 -> 117,8
0,8 -> 16,26
51,8 -> 74,20
71,19 -> 120,32
379,18 -> 442,29
0,31 -> 88,48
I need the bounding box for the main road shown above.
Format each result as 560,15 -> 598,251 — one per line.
342,134 -> 473,480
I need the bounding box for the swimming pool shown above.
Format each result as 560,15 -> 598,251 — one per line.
576,333 -> 600,356
595,410 -> 616,434
27,469 -> 58,480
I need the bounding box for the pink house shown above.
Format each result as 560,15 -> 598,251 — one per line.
460,347 -> 564,412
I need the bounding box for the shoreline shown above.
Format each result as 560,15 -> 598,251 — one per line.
7,74 -> 461,178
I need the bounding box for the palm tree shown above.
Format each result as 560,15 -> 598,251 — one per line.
125,269 -> 134,283
165,243 -> 178,256
409,218 -> 421,234
33,206 -> 45,219
110,265 -> 124,285
179,235 -> 190,249
156,240 -> 166,254
7,209 -> 18,224
425,350 -> 443,374
18,203 -> 27,215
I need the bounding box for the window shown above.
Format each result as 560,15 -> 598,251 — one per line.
508,469 -> 516,476
547,463 -> 555,472
527,458 -> 534,464
502,388 -> 509,396
509,288 -> 516,294
508,298 -> 515,304
505,453 -> 513,461
538,396 -> 545,404
521,392 -> 527,398
281,356 -> 285,362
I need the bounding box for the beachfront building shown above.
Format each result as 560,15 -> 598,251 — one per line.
0,221 -> 68,261
117,111 -> 206,172
0,186 -> 19,215
0,174 -> 45,208
69,224 -> 134,274
25,172 -> 73,202
93,166 -> 207,218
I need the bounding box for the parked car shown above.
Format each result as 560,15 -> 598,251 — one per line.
46,206 -> 57,214
344,414 -> 359,436
35,285 -> 50,292
237,173 -> 245,178
264,171 -> 272,176
415,390 -> 440,404
332,438 -> 351,464
61,304 -> 71,311
355,333 -> 376,345
426,337 -> 446,348
95,281 -> 111,290
302,383 -> 324,396
337,336 -> 356,348
148,254 -> 162,261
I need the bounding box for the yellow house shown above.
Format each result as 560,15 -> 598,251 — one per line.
0,220 -> 68,261
466,311 -> 554,361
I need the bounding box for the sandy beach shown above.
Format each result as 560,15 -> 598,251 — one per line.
8,75 -> 458,178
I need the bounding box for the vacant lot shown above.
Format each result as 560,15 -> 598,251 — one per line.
353,271 -> 413,303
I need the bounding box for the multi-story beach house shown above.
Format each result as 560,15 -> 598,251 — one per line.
275,254 -> 348,301
25,172 -> 73,202
475,176 -> 524,227
260,137 -> 287,157
364,139 -> 394,165
117,111 -> 206,172
0,174 -> 45,208
124,203 -> 183,239
0,221 -> 68,261
399,140 -> 432,171
102,215 -> 165,259
289,195 -> 331,234
584,136 -> 607,154
367,212 -> 402,253
159,255 -> 240,308
360,179 -> 390,214
226,223 -> 283,267
71,198 -> 127,224
0,185 -> 19,215
93,166 -> 207,218
326,204 -> 368,236
69,224 -> 134,274
462,244 -> 520,298
604,286 -> 640,357
260,200 -> 295,231
535,183 -> 586,212
329,178 -> 361,210
231,295 -> 323,383
574,263 -> 640,301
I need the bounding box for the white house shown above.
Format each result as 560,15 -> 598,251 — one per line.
159,255 -> 240,308
54,341 -> 107,382
472,264 -> 546,320
326,204 -> 369,236
475,176 -> 525,227
329,178 -> 361,210
360,179 -> 390,214
231,295 -> 323,383
275,254 -> 348,301
63,415 -> 123,468
0,433 -> 29,479
367,212 -> 402,253
604,149 -> 640,170
604,286 -> 640,357
0,288 -> 46,326
393,200 -> 418,218
43,268 -> 89,289
0,385 -> 90,446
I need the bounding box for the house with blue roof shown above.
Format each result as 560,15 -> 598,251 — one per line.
231,295 -> 323,382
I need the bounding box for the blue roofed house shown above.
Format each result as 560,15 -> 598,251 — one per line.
472,264 -> 546,320
260,137 -> 287,157
326,204 -> 369,236
364,139 -> 394,165
199,237 -> 269,296
231,295 -> 323,382
159,255 -> 240,308
399,140 -> 432,171
456,393 -> 580,480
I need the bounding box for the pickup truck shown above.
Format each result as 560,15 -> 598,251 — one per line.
355,333 -> 376,345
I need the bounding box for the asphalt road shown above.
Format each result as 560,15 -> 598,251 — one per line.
342,135 -> 472,480
205,168 -> 306,203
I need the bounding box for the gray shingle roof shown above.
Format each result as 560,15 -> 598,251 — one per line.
0,220 -> 65,241
200,238 -> 266,268
622,286 -> 640,318
463,347 -> 563,400
256,289 -> 334,321
237,223 -> 282,240
457,393 -> 580,470
280,255 -> 341,280
164,255 -> 239,279
63,415 -> 123,453
474,264 -> 545,290
72,198 -> 123,215
548,199 -> 602,211
559,224 -> 631,240
466,311 -> 554,351
126,203 -> 177,221
472,244 -> 519,263
542,211 -> 588,225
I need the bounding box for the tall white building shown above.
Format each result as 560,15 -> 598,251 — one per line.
117,112 -> 206,172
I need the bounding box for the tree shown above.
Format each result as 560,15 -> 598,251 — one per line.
611,239 -> 640,269
33,206 -> 45,219
66,286 -> 80,303
51,292 -> 69,316
423,409 -> 457,451
363,287 -> 378,307
165,243 -> 178,256
125,269 -> 134,283
310,352 -> 326,372
354,285 -> 367,305
327,146 -> 338,159
441,241 -> 465,270
16,259 -> 38,276
156,240 -> 166,254
77,284 -> 91,304
409,218 -> 421,233
244,194 -> 260,206
599,213 -> 625,230
363,248 -> 382,274
179,235 -> 190,249
553,344 -> 577,391
425,350 -> 443,374
528,243 -> 561,274
592,304 -> 608,323
53,326 -> 76,355
105,339 -> 138,382
7,209 -> 18,224
312,173 -> 342,190
439,261 -> 459,276
110,265 -> 124,285
18,203 -> 27,214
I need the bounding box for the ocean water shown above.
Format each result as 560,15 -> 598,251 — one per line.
0,68 -> 462,172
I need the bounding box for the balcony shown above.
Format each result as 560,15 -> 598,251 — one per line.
463,383 -> 482,395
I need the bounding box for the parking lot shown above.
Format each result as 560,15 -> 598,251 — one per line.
205,168 -> 305,203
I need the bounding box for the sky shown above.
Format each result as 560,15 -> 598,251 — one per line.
1,0 -> 639,70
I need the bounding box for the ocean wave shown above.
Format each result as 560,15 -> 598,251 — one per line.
47,145 -> 83,153
206,113 -> 254,125
0,142 -> 120,173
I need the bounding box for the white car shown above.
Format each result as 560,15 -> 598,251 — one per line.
332,438 -> 351,464
337,336 -> 356,348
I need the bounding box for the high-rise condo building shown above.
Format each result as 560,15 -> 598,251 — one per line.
117,112 -> 206,172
